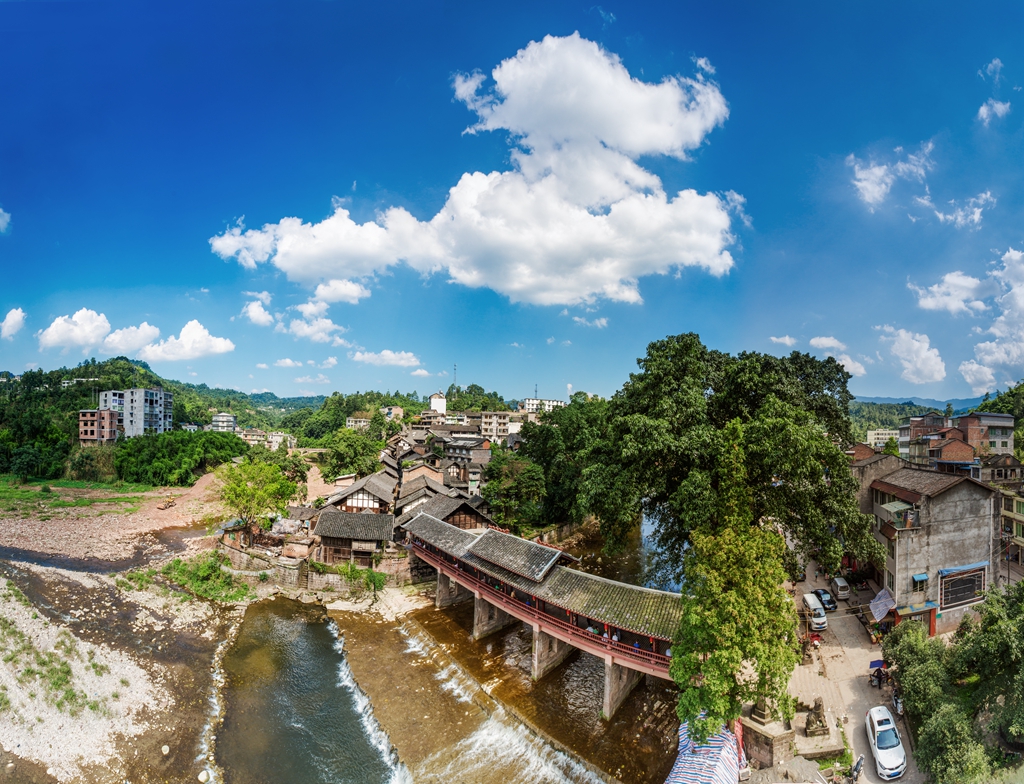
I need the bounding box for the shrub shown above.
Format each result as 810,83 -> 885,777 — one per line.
160,552 -> 250,602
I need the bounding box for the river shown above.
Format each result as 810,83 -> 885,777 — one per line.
213,518 -> 680,783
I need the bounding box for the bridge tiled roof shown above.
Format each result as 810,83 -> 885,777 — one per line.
466,529 -> 561,582
405,513 -> 681,640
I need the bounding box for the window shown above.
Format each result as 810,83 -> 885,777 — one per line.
941,570 -> 985,609
1016,522 -> 1024,540
912,574 -> 928,593
888,540 -> 896,559
886,570 -> 895,591
991,441 -> 997,448
1003,442 -> 1009,448
1016,500 -> 1024,515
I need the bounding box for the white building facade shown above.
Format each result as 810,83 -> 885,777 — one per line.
98,387 -> 174,438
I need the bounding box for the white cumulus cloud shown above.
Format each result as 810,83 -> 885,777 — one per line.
313,279 -> 372,304
978,98 -> 1011,126
879,325 -> 945,384
847,142 -> 934,211
210,33 -> 738,307
933,191 -> 996,230
959,360 -> 997,395
242,290 -> 272,305
242,299 -> 275,326
38,308 -> 111,351
351,350 -> 420,367
102,322 -> 160,355
411,368 -> 431,377
1,308 -> 26,340
572,316 -> 608,328
0,207 -> 10,234
294,374 -> 330,385
769,335 -> 796,346
809,336 -> 846,351
909,270 -> 995,315
256,363 -> 269,369
320,356 -> 338,369
137,320 -> 234,361
980,58 -> 1004,83
274,358 -> 303,368
833,354 -> 867,377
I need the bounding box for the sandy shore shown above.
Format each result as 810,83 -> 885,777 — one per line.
0,474 -> 227,562
0,573 -> 170,782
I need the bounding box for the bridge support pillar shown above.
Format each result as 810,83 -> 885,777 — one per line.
436,571 -> 471,608
473,594 -> 517,640
602,660 -> 643,720
531,626 -> 573,680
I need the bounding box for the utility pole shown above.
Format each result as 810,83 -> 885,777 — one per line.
453,363 -> 457,400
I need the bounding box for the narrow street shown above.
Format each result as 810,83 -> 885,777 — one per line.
801,570 -> 925,784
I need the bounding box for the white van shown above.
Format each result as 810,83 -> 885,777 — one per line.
830,576 -> 851,601
803,593 -> 828,630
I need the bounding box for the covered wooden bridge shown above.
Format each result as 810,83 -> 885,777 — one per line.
405,513 -> 682,718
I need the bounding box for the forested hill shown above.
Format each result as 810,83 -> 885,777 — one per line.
847,400 -> 937,441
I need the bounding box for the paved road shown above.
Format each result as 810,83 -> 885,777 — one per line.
802,572 -> 925,783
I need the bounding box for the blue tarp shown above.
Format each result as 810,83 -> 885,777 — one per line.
870,588 -> 896,622
937,561 -> 988,577
665,720 -> 741,784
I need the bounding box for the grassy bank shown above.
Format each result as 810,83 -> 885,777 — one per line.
0,476 -> 150,517
161,552 -> 251,602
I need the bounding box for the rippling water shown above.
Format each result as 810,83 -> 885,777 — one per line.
218,599 -> 410,784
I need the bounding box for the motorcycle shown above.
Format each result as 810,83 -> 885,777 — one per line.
850,754 -> 864,783
893,688 -> 904,716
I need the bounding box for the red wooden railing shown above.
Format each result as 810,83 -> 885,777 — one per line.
412,542 -> 671,677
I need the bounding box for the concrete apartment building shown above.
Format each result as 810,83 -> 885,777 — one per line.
852,454 -> 998,635
898,411 -> 1015,467
480,411 -> 510,440
520,398 -> 566,414
97,387 -> 173,438
78,409 -> 119,443
346,416 -> 370,430
210,412 -> 238,432
866,428 -> 900,449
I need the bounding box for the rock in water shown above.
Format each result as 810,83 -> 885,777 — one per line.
162,745 -> 170,755
198,771 -> 209,783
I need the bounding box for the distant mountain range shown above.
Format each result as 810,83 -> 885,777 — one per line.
856,395 -> 985,411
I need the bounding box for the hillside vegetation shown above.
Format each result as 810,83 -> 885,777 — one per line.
847,400 -> 936,441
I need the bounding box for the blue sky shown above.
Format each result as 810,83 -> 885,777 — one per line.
2,2 -> 1023,402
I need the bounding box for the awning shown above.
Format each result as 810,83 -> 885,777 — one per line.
882,500 -> 912,514
913,573 -> 928,582
895,601 -> 940,616
938,561 -> 989,577
870,588 -> 896,622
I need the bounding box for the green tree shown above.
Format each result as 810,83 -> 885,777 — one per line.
945,402 -> 954,417
218,461 -> 296,530
10,445 -> 42,482
916,704 -> 990,784
671,420 -> 799,743
318,428 -> 381,479
593,334 -> 881,576
882,436 -> 900,456
882,621 -> 950,721
481,449 -> 546,532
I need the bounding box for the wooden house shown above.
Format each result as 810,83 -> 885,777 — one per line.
324,473 -> 397,514
314,509 -> 395,567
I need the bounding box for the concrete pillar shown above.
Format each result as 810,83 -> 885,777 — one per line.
435,571 -> 470,608
602,659 -> 642,720
472,594 -> 517,640
531,626 -> 574,680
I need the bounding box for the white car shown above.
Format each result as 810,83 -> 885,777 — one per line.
865,705 -> 907,779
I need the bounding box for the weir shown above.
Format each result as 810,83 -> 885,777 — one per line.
405,513 -> 680,719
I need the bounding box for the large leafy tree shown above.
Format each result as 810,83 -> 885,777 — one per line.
318,427 -> 381,479
482,449 -> 546,532
882,436 -> 900,456
593,333 -> 881,575
218,460 -> 296,530
671,421 -> 800,742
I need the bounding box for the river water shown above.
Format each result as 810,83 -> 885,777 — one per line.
214,519 -> 680,784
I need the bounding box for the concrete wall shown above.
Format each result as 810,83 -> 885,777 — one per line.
408,550 -> 436,584
850,455 -> 908,514
602,660 -> 642,720
377,556 -> 412,585
531,627 -> 574,680
874,481 -> 996,634
472,595 -> 517,640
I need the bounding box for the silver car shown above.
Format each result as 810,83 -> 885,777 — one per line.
865,705 -> 907,779
830,576 -> 851,600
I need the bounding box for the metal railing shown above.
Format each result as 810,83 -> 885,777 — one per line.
413,542 -> 671,675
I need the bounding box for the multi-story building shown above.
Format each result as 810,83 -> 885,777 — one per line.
866,429 -> 900,449
62,377 -> 99,389
346,416 -> 370,430
78,409 -> 119,443
98,387 -> 174,438
898,412 -> 949,462
380,405 -> 404,421
480,411 -> 510,440
429,392 -> 447,415
239,428 -> 267,447
520,398 -> 566,414
211,412 -> 238,432
851,454 -> 998,635
267,432 -> 297,451
955,412 -> 1015,457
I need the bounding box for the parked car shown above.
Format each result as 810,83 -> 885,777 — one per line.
813,588 -> 837,612
802,593 -> 828,630
865,705 -> 907,779
830,576 -> 851,600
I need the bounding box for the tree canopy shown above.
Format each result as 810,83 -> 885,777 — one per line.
482,448 -> 546,532
218,460 -> 296,529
